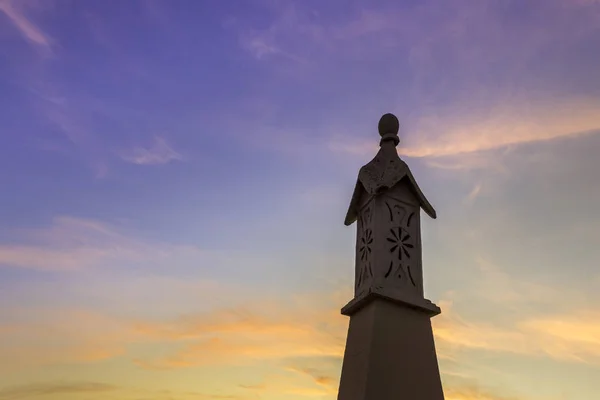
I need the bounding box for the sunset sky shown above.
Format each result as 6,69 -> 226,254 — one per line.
1,0 -> 600,399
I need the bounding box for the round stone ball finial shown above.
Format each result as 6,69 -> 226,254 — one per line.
378,113 -> 400,146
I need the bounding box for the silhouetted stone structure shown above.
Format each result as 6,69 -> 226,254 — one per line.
337,114 -> 445,400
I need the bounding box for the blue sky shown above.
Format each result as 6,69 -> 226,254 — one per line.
1,1 -> 600,399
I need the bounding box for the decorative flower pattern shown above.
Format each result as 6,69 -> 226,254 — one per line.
356,205 -> 374,292
387,227 -> 413,260
359,229 -> 373,261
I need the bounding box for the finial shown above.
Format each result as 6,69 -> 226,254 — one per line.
378,113 -> 400,146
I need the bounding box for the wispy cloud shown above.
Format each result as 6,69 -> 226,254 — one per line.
235,0 -> 600,170
240,34 -> 282,60
331,97 -> 600,162
419,149 -> 513,172
29,85 -> 118,177
0,245 -> 117,271
444,384 -> 520,400
133,296 -> 346,369
468,257 -> 563,307
128,275 -> 600,371
236,372 -> 337,398
521,312 -> 600,363
434,299 -> 600,365
0,381 -> 117,400
0,216 -> 203,271
430,257 -> 600,364
4,294 -> 342,372
0,0 -> 52,50
2,272 -> 599,384
120,136 -> 184,165
401,99 -> 600,159
464,183 -> 483,204
0,382 -> 248,400
0,275 -> 249,372
0,308 -> 137,370
234,0 -> 599,67
238,383 -> 266,390
285,366 -> 337,393
0,213 -> 596,373
231,1 -> 409,62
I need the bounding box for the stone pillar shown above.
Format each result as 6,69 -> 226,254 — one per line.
337,113 -> 445,400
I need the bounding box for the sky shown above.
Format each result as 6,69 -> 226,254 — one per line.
0,0 -> 600,399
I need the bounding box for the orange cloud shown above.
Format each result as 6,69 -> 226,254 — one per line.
2,263 -> 599,388
402,99 -> 600,158
0,383 -> 253,400
238,383 -> 266,390
128,275 -> 600,371
235,371 -> 338,398
0,308 -> 140,371
330,97 -> 600,165
520,312 -> 600,363
433,299 -> 600,366
443,384 -> 519,400
433,301 -> 532,355
0,381 -> 117,400
285,366 -> 338,392
133,297 -> 347,369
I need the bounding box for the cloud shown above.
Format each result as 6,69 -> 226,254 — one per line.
133,296 -> 346,369
0,283 -> 342,370
30,88 -> 180,176
285,366 -> 337,392
0,383 -> 249,400
233,0 -> 599,70
443,384 -> 520,400
521,312 -> 600,363
0,274 -> 256,372
0,245 -> 116,271
331,97 -> 600,164
29,86 -> 118,177
232,0 -> 600,168
120,136 -> 184,165
0,381 -> 117,400
127,271 -> 600,371
0,308 -> 140,370
37,260 -> 588,373
401,100 -> 600,159
0,0 -> 52,49
464,183 -> 483,204
429,260 -> 600,364
240,34 -> 281,60
231,1 -> 412,62
238,384 -> 266,390
1,220 -> 597,381
232,2 -> 316,62
434,301 -> 529,353
420,147 -> 514,172
0,217 -> 133,271
469,257 -> 562,307
0,216 -> 205,271
235,371 -> 337,398
2,271 -> 599,390
434,298 -> 600,365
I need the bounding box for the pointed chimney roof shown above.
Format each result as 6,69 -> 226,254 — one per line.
344,113 -> 437,226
